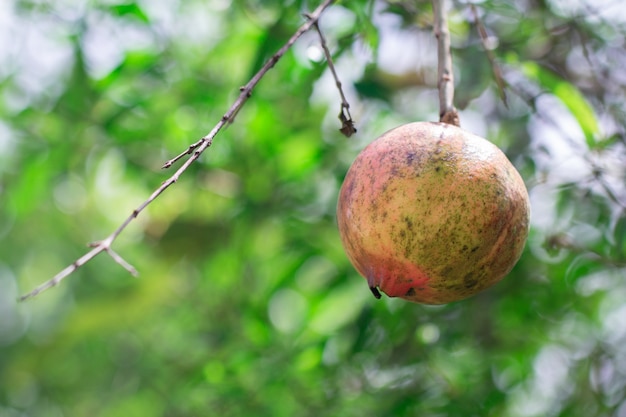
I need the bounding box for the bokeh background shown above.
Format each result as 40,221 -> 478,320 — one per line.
1,0 -> 626,416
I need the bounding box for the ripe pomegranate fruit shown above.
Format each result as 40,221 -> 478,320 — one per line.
337,122 -> 530,304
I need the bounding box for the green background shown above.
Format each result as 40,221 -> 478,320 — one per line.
1,0 -> 625,416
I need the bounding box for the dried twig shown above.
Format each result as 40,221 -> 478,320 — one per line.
308,18 -> 356,137
470,5 -> 508,107
432,0 -> 460,126
20,0 -> 337,301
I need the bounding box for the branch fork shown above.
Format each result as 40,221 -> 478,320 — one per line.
20,0 -> 344,301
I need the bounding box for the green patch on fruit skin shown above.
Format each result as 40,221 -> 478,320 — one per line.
337,121 -> 530,305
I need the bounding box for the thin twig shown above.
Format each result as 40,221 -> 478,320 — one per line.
432,0 -> 459,126
162,139 -> 205,169
20,0 -> 337,301
309,19 -> 356,137
470,5 -> 508,108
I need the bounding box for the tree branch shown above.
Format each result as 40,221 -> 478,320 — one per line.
308,19 -> 356,137
432,0 -> 460,126
470,4 -> 508,108
19,0 -> 337,301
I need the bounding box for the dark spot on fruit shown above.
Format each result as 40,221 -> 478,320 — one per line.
441,266 -> 454,277
370,200 -> 378,222
405,287 -> 416,297
464,272 -> 478,289
471,246 -> 479,253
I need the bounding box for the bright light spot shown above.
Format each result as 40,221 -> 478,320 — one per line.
601,299 -> 626,346
268,289 -> 307,333
510,344 -> 574,417
83,25 -> 125,79
318,5 -> 356,38
6,16 -> 73,111
306,45 -> 324,63
533,345 -> 571,397
483,35 -> 499,50
417,323 -> 440,344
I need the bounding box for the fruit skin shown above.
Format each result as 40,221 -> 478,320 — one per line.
337,122 -> 530,304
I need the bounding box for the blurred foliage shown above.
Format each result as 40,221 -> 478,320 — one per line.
1,0 -> 626,416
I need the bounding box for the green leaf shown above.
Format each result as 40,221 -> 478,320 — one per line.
107,3 -> 150,23
343,0 -> 379,54
521,61 -> 600,148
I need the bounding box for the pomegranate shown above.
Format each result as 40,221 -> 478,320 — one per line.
337,122 -> 530,304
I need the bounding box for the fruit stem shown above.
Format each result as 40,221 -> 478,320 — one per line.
433,0 -> 460,126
